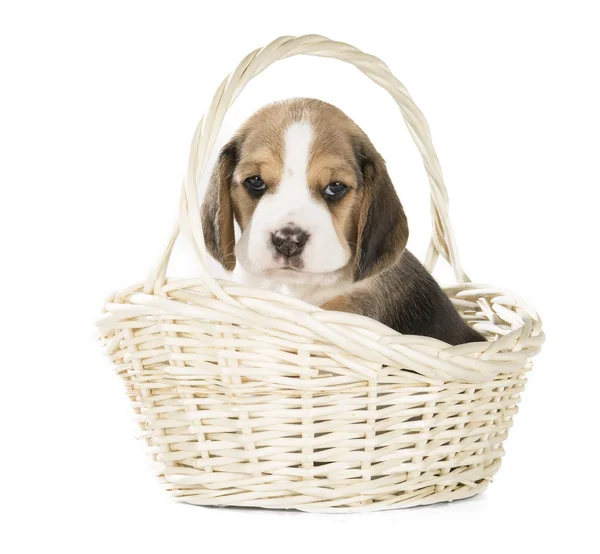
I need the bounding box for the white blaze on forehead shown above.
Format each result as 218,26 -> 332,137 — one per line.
281,120 -> 313,197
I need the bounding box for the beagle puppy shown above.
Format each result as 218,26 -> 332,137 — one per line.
201,98 -> 484,345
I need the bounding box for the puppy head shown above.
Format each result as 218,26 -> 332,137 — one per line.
201,98 -> 408,285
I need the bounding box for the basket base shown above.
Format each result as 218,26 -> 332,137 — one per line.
175,481 -> 489,513
166,460 -> 498,513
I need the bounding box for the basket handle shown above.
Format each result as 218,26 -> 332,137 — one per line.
145,35 -> 470,297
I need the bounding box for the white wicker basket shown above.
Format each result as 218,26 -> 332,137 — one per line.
98,35 -> 544,512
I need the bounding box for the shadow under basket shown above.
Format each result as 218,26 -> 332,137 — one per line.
97,35 -> 544,513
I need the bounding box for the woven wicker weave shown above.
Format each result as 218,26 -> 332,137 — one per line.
98,35 -> 544,512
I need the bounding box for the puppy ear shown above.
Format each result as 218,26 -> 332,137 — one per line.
353,139 -> 409,281
201,141 -> 238,272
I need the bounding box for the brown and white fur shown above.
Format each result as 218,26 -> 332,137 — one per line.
201,98 -> 484,345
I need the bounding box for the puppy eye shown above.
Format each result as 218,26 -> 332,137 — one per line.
323,182 -> 348,199
243,175 -> 267,193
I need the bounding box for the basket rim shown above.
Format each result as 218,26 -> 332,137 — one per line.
99,276 -> 544,384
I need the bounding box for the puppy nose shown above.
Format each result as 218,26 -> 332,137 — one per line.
271,226 -> 309,258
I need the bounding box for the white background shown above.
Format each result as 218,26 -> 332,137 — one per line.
2,1 -> 598,552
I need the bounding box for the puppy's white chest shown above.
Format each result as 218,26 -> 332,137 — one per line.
277,282 -> 346,306
232,265 -> 351,307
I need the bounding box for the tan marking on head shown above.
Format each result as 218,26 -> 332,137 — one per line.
225,102 -> 303,232
304,100 -> 367,267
